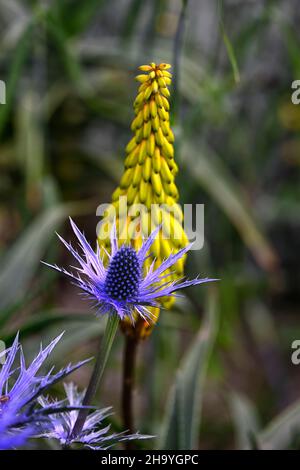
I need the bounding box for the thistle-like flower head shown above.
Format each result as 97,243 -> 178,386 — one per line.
0,406 -> 33,450
0,333 -> 88,449
38,382 -> 150,450
43,218 -> 216,323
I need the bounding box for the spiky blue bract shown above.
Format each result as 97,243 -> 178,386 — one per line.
38,382 -> 151,450
43,218 -> 217,323
0,333 -> 89,450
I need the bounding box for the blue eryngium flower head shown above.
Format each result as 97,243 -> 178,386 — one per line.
43,218 -> 216,323
38,382 -> 151,450
0,332 -> 88,449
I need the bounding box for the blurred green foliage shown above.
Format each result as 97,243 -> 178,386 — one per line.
0,0 -> 299,450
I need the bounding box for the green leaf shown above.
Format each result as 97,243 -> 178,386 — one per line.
52,0 -> 107,37
1,309 -> 92,343
182,141 -> 278,273
229,391 -> 260,449
94,313 -> 120,389
0,202 -> 91,313
281,23 -> 300,77
0,22 -> 33,138
45,16 -> 85,91
159,287 -> 219,449
121,0 -> 144,41
38,318 -> 106,365
218,1 -> 240,84
258,399 -> 300,450
15,90 -> 45,203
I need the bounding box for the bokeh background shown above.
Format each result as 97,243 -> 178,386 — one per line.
0,0 -> 299,449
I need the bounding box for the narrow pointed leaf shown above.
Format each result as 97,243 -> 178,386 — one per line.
160,288 -> 219,449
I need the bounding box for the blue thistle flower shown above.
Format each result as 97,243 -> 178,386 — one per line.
43,218 -> 216,323
0,406 -> 33,450
38,382 -> 151,450
0,333 -> 88,449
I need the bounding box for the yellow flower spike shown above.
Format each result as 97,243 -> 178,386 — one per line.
97,63 -> 189,339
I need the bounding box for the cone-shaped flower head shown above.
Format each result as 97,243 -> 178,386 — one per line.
38,382 -> 151,450
97,62 -> 189,336
44,218 -> 215,323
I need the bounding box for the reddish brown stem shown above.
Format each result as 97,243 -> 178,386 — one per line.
122,335 -> 139,450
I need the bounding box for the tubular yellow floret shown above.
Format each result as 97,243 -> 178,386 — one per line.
98,63 -> 188,338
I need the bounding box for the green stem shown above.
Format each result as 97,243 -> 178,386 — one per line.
69,314 -> 119,441
172,0 -> 189,120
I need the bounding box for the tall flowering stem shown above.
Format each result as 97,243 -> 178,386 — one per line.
96,62 -> 189,438
70,314 -> 119,441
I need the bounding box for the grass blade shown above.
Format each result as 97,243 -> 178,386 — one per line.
218,0 -> 240,84
0,202 -> 90,313
160,287 -> 219,449
182,141 -> 278,272
229,391 -> 260,449
258,400 -> 300,450
0,22 -> 33,138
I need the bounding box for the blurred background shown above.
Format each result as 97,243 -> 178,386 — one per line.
0,0 -> 299,450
